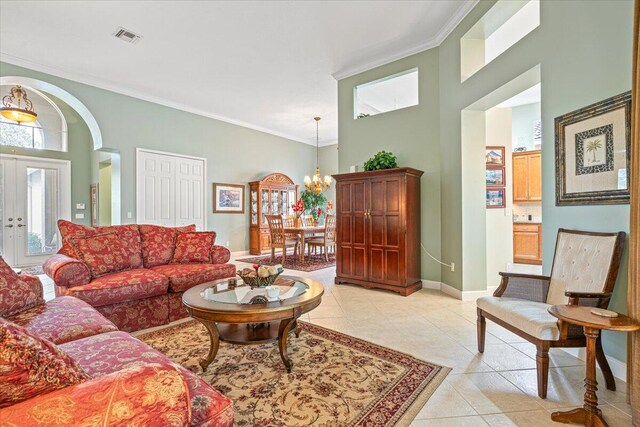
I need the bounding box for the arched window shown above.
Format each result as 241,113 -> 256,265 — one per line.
0,85 -> 68,151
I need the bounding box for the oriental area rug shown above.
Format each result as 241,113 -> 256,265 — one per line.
139,320 -> 450,427
237,253 -> 336,272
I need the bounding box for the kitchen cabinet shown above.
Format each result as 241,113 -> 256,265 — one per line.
513,150 -> 541,202
513,223 -> 542,265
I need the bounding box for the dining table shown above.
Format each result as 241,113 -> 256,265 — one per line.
283,225 -> 325,262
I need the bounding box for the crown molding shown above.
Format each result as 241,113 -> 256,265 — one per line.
0,52 -> 316,146
331,0 -> 479,81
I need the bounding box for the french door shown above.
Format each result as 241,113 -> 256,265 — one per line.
0,156 -> 70,267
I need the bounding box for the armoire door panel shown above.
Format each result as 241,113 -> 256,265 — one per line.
353,247 -> 367,279
385,250 -> 400,282
370,180 -> 385,212
369,248 -> 384,281
353,182 -> 366,212
353,215 -> 367,246
340,215 -> 352,243
385,179 -> 401,212
339,246 -> 352,276
339,183 -> 351,213
370,215 -> 384,246
385,216 -> 400,247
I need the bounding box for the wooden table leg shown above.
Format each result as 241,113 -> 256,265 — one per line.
198,320 -> 220,372
278,317 -> 297,371
551,327 -> 608,427
299,232 -> 305,262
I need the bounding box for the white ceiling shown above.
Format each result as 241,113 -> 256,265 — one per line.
0,1 -> 476,146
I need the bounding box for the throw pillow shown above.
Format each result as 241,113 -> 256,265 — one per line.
0,318 -> 88,408
69,231 -> 131,278
171,231 -> 216,264
139,224 -> 196,267
57,220 -> 144,269
0,256 -> 44,317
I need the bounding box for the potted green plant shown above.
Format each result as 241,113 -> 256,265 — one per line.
300,190 -> 327,224
363,151 -> 398,171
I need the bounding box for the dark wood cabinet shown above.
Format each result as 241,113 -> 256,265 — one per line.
333,168 -> 423,296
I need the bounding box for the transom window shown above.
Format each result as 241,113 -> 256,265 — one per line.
0,85 -> 67,152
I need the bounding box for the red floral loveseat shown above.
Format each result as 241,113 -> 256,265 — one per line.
0,258 -> 233,426
43,220 -> 236,332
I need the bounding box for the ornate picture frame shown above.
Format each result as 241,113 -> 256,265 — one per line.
555,91 -> 631,205
213,183 -> 245,213
486,165 -> 505,187
486,188 -> 506,209
486,146 -> 505,165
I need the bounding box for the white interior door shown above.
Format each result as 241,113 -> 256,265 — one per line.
136,149 -> 206,229
0,155 -> 70,267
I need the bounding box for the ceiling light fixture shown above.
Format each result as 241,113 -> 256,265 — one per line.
0,85 -> 38,123
304,116 -> 331,194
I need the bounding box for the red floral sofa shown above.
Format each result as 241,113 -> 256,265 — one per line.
0,258 -> 233,426
43,220 -> 236,332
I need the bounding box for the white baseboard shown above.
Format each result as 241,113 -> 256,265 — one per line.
560,348 -> 627,382
423,281 -> 497,302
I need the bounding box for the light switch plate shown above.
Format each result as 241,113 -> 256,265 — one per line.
350,165 -> 357,173
127,212 -> 133,219
75,213 -> 85,219
76,203 -> 86,210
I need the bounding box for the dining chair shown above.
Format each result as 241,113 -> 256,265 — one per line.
301,215 -> 315,227
476,228 -> 625,399
266,215 -> 299,263
306,215 -> 336,261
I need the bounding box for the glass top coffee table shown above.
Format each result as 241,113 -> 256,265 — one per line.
182,275 -> 324,372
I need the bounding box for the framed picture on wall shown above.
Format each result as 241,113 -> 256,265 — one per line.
555,91 -> 631,205
486,146 -> 505,165
90,184 -> 98,226
213,183 -> 245,213
486,166 -> 505,187
486,188 -> 506,209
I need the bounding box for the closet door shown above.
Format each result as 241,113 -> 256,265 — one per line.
336,180 -> 368,281
136,150 -> 205,229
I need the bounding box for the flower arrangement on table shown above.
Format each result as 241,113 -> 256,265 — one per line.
291,199 -> 305,227
326,201 -> 333,215
237,263 -> 284,288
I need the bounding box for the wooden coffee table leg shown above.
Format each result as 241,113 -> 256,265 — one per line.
551,327 -> 607,427
278,317 -> 297,371
198,320 -> 220,372
293,319 -> 302,338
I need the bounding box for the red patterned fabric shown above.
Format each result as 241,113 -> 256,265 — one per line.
69,231 -> 130,278
19,275 -> 44,301
57,220 -> 144,269
42,254 -> 91,288
179,366 -> 234,427
0,257 -> 44,317
171,232 -> 216,264
139,224 -> 196,268
62,269 -> 168,307
151,263 -> 236,292
168,291 -> 188,322
0,318 -> 88,408
60,331 -> 171,377
7,297 -> 117,345
211,245 -> 231,264
0,363 -> 191,426
95,295 -> 169,332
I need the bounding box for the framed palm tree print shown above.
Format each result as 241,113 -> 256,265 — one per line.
555,91 -> 631,205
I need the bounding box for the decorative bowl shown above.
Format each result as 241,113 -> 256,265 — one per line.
237,271 -> 282,289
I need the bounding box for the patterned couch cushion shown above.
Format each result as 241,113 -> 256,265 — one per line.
0,256 -> 44,317
57,220 -> 144,269
171,232 -> 216,264
94,294 -> 169,332
0,363 -> 191,427
0,318 -> 88,408
7,296 -> 118,345
64,269 -> 169,307
69,231 -> 131,278
139,224 -> 196,268
151,263 -> 237,292
60,331 -> 171,377
179,366 -> 234,427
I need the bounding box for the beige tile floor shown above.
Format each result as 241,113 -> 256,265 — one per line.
40,255 -> 633,427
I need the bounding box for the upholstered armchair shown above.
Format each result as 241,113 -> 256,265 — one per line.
476,229 -> 625,399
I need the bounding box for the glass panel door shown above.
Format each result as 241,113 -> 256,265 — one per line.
24,167 -> 59,257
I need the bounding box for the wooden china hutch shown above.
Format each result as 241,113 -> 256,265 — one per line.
333,167 -> 423,296
249,173 -> 298,255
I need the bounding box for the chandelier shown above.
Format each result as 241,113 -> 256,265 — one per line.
0,85 -> 38,124
304,116 -> 331,194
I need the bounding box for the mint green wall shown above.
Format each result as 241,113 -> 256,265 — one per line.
337,50 -> 442,281
338,0 -> 632,362
512,102 -> 541,150
1,62 -> 317,251
0,91 -> 93,226
319,144 -> 339,207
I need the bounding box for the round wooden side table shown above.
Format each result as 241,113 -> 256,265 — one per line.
548,305 -> 640,427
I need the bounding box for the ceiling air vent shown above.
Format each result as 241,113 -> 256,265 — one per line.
113,27 -> 142,44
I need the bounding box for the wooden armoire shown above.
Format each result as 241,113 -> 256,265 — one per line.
249,173 -> 298,255
333,167 -> 423,296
